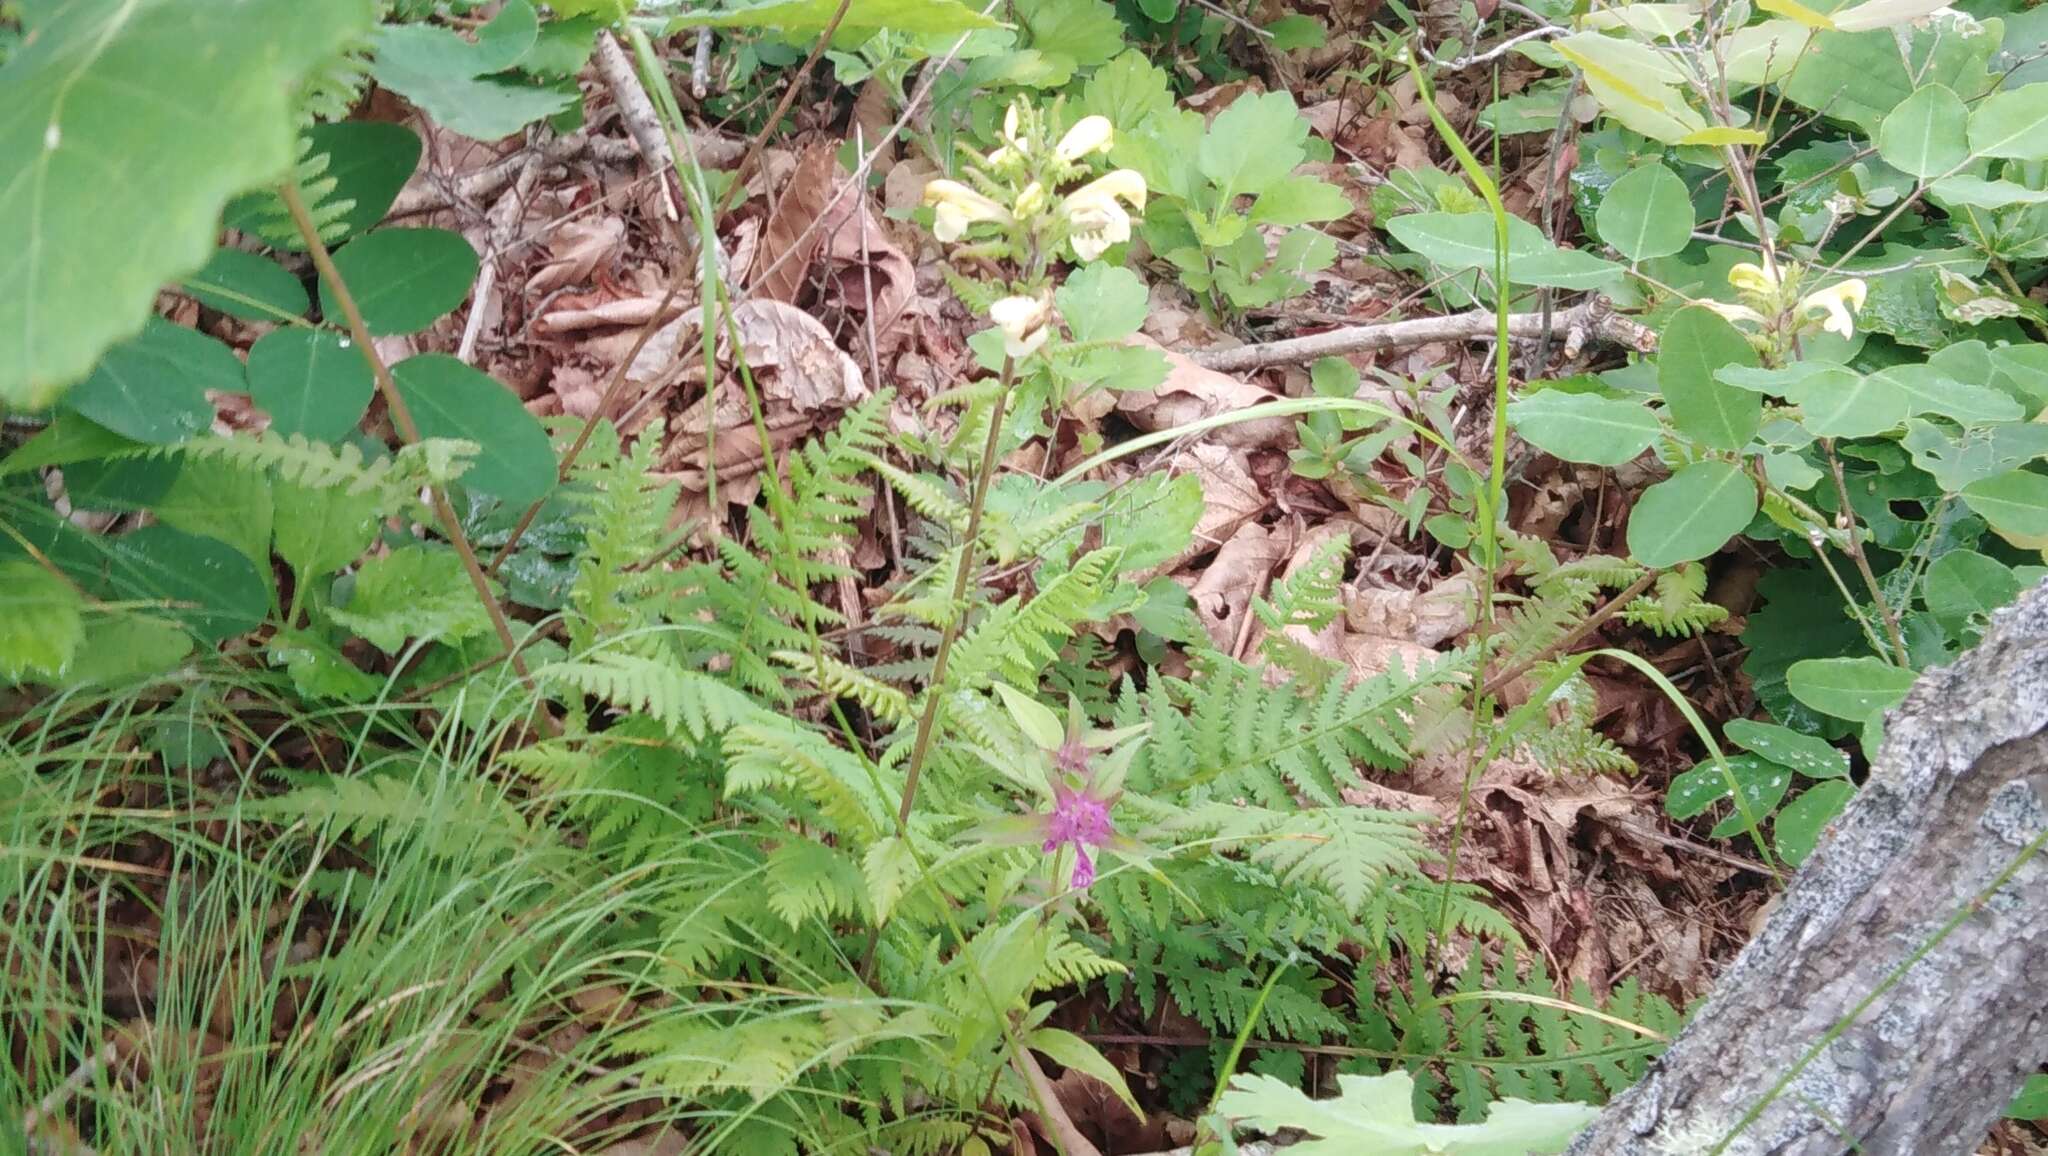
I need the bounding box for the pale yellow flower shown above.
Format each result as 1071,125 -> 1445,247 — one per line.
1799,279 -> 1868,339
990,100 -> 1030,166
1060,169 -> 1148,262
1699,299 -> 1768,327
1054,115 -> 1114,162
989,293 -> 1054,359
1727,262 -> 1779,297
923,179 -> 1012,242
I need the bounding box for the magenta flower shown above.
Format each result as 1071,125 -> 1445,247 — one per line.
1042,783 -> 1116,889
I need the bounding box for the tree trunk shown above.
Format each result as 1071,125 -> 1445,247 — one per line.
1568,583 -> 2048,1155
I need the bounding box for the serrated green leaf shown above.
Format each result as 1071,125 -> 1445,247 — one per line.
1199,90 -> 1315,198
274,479 -> 382,584
0,0 -> 376,406
1056,263 -> 1149,343
1786,656 -> 1916,722
151,457 -> 274,569
1626,460 -> 1757,568
64,611 -> 194,687
0,561 -> 85,681
1595,163 -> 1693,261
1507,390 -> 1660,466
327,545 -> 495,653
391,354 -> 555,506
319,228 -> 478,336
246,328 -> 377,441
1658,306 -> 1761,451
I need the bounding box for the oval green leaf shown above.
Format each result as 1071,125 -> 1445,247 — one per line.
1626,459 -> 1757,568
1595,162 -> 1694,261
390,354 -> 555,506
1507,390 -> 1661,466
99,525 -> 271,643
1659,305 -> 1761,451
1962,468 -> 2048,540
1785,655 -> 1916,722
1773,780 -> 1855,866
1877,84 -> 1968,177
1967,81 -> 2048,160
60,318 -> 238,444
1724,718 -> 1849,780
182,247 -> 310,322
319,228 -> 478,336
0,0 -> 375,407
1922,549 -> 2020,633
246,328 -> 376,440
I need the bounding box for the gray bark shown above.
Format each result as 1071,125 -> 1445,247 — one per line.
1568,583 -> 2048,1155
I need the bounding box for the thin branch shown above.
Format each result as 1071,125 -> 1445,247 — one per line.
278,182 -> 557,736
1013,1047 -> 1106,1156
1191,296 -> 1655,373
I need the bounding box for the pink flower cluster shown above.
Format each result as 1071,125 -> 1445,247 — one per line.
1042,785 -> 1115,889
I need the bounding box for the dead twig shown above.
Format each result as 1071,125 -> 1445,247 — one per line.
1191,297 -> 1655,374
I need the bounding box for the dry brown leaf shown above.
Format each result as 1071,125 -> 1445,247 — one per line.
1113,336 -> 1291,448
752,142 -> 839,303
821,189 -> 919,353
1188,521 -> 1292,652
525,217 -> 626,296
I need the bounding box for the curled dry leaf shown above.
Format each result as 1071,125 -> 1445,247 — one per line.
1188,521 -> 1293,652
525,216 -> 626,296
626,299 -> 869,493
751,141 -> 839,304
821,186 -> 919,354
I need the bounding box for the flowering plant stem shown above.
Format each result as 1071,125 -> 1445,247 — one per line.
894,356 -> 1019,833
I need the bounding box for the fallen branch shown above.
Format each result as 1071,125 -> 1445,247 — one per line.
1190,297 -> 1656,374
594,30 -> 690,222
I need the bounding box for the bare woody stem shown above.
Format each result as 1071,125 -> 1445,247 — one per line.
1824,439 -> 1911,667
278,182 -> 557,737
894,358 -> 1018,833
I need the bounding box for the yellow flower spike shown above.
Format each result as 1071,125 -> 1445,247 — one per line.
1726,262 -> 1780,298
923,179 -> 1013,243
990,100 -> 1031,167
1799,278 -> 1868,339
1060,169 -> 1148,262
989,293 -> 1054,359
1054,115 -> 1114,162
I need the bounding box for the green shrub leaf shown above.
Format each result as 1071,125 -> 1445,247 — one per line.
1786,656 -> 1916,722
246,329 -> 377,441
1595,162 -> 1693,261
391,355 -> 555,506
319,228 -> 479,336
1772,781 -> 1855,866
1877,84 -> 1968,177
61,318 -> 240,444
181,248 -> 310,322
0,0 -> 375,406
1658,305 -> 1761,451
1626,460 -> 1756,567
1507,390 -> 1660,466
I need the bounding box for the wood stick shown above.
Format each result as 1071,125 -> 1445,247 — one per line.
1191,297 -> 1656,373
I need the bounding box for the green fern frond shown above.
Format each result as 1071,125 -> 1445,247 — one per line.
1622,563 -> 1729,638
776,650 -> 911,722
537,652 -> 765,739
